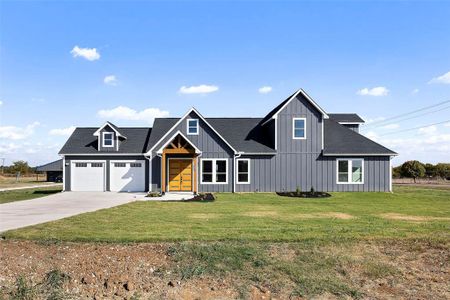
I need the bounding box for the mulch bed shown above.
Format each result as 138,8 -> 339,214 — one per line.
277,191 -> 331,198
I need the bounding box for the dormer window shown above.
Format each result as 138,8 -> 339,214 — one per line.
102,132 -> 114,147
187,119 -> 199,135
293,117 -> 306,139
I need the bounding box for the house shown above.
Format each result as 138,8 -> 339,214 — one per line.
36,159 -> 63,182
59,89 -> 397,193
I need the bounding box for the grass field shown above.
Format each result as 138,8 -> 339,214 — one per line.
3,185 -> 449,242
0,187 -> 62,204
0,174 -> 50,188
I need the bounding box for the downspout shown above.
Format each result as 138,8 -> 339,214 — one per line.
233,152 -> 243,193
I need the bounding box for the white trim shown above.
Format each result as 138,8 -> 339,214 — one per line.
321,118 -> 324,150
240,152 -> 276,155
324,153 -> 397,156
200,158 -> 228,185
93,122 -> 125,138
156,130 -> 202,154
261,88 -> 329,126
146,107 -> 237,155
274,115 -> 278,150
61,153 -> 144,156
292,117 -> 306,140
70,160 -> 107,192
389,156 -> 393,192
167,158 -> 194,192
236,158 -> 250,184
62,155 -> 66,192
336,158 -> 364,185
102,132 -> 115,148
186,118 -> 199,135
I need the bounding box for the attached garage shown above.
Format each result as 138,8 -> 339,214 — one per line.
110,160 -> 146,192
71,161 -> 106,191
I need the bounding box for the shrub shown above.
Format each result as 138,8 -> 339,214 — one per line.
400,161 -> 425,182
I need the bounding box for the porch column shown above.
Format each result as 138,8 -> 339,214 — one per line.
162,153 -> 166,193
193,156 -> 197,194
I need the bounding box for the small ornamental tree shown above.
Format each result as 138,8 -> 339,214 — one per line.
400,160 -> 425,183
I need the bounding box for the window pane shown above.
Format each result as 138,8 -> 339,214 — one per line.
338,173 -> 348,182
216,173 -> 226,182
104,133 -> 113,139
188,127 -> 196,133
188,120 -> 197,127
75,163 -> 87,167
202,160 -> 212,173
130,163 -> 142,168
216,160 -> 226,172
91,163 -> 103,168
202,174 -> 212,182
238,160 -> 248,172
294,119 -> 305,129
238,173 -> 248,183
352,160 -> 363,182
294,129 -> 305,138
114,163 -> 126,167
338,160 -> 348,173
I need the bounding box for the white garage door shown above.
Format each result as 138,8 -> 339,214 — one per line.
110,160 -> 146,192
71,161 -> 105,191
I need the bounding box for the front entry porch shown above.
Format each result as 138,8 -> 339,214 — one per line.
158,132 -> 201,194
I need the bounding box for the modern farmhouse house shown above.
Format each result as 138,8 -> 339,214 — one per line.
59,89 -> 397,193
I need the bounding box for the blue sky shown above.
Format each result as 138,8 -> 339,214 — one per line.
1,1 -> 449,166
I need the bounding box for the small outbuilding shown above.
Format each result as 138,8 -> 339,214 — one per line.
36,159 -> 63,182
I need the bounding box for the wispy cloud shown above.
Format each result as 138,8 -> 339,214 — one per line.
411,88 -> 419,95
364,116 -> 385,124
418,125 -> 437,135
49,126 -> 76,136
70,45 -> 100,61
97,106 -> 169,124
258,86 -> 273,94
429,71 -> 450,84
179,84 -> 219,94
357,86 -> 389,97
0,122 -> 40,140
104,75 -> 117,86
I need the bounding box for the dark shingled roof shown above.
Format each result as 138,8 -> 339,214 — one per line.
36,159 -> 63,172
104,122 -> 126,138
328,113 -> 365,123
260,92 -> 296,125
59,127 -> 151,154
323,119 -> 396,155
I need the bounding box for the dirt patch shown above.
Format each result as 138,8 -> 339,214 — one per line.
380,213 -> 450,222
0,240 -> 448,299
241,211 -> 279,217
293,212 -> 355,220
189,213 -> 221,219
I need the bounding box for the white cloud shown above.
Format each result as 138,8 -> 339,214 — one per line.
97,106 -> 169,124
258,86 -> 273,94
418,125 -> 437,135
104,75 -> 117,85
179,84 -> 219,94
49,126 -> 76,136
445,122 -> 450,127
357,86 -> 389,96
382,124 -> 400,130
411,88 -> 419,95
70,45 -> 100,61
0,142 -> 21,154
0,122 -> 40,140
429,71 -> 450,84
364,116 -> 385,124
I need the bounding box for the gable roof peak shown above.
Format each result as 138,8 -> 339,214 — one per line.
93,121 -> 126,139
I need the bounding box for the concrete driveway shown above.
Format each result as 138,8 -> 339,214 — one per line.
0,192 -> 141,232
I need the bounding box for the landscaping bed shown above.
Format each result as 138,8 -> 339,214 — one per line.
276,191 -> 331,198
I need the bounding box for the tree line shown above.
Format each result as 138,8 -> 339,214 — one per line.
393,161 -> 450,182
1,161 -> 35,175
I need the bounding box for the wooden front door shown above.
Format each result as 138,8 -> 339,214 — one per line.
168,159 -> 192,191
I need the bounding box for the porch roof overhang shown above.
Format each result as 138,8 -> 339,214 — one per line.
155,131 -> 202,155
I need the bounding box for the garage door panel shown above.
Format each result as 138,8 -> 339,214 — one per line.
110,160 -> 145,192
71,162 -> 105,191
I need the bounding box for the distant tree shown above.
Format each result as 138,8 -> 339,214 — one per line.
400,160 -> 425,183
435,163 -> 450,180
10,160 -> 31,175
424,163 -> 437,178
392,166 -> 402,178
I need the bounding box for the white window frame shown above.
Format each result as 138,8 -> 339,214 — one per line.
236,158 -> 250,184
102,132 -> 114,148
200,158 -> 228,184
292,117 -> 306,140
187,118 -> 199,135
336,158 -> 364,184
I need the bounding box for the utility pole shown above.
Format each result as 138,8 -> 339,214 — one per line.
0,158 -> 4,174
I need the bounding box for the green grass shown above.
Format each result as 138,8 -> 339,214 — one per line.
0,187 -> 62,204
3,186 -> 449,242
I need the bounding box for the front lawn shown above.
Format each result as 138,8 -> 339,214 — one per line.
0,187 -> 62,204
3,186 -> 449,242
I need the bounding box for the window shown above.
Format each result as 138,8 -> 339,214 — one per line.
114,163 -> 126,167
187,119 -> 199,135
91,163 -> 103,168
102,132 -> 114,147
293,118 -> 306,139
236,159 -> 250,184
75,163 -> 87,167
337,159 -> 364,184
201,159 -> 227,184
130,163 -> 142,168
